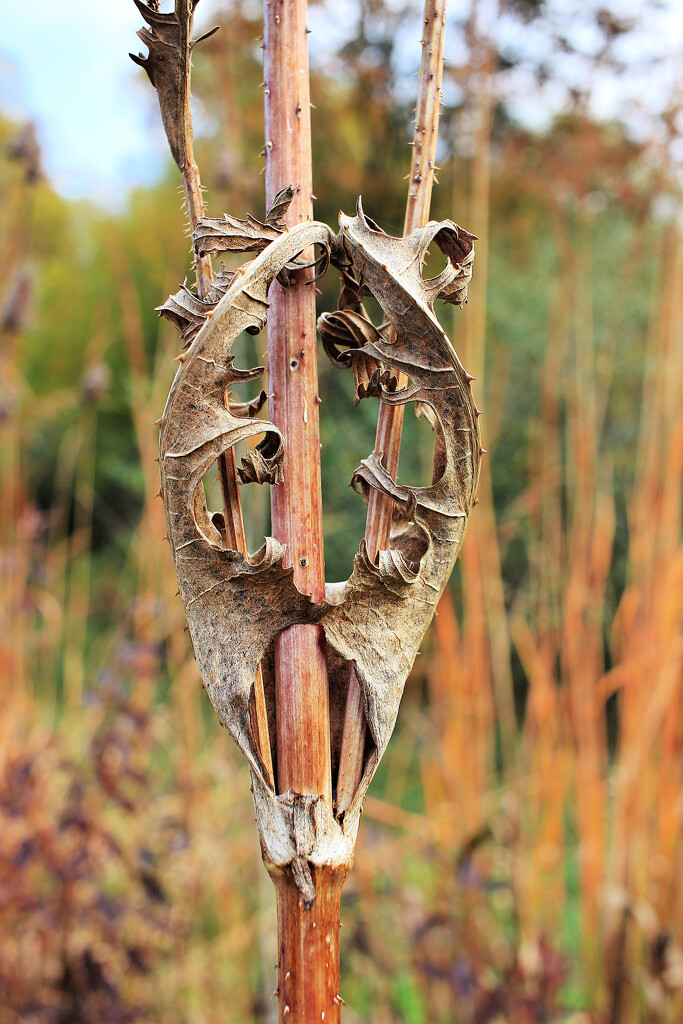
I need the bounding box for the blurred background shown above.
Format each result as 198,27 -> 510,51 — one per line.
1,0 -> 682,1021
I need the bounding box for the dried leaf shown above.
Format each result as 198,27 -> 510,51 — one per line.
130,0 -> 217,173
158,203 -> 479,894
228,389 -> 268,419
238,432 -> 284,485
160,185 -> 311,347
266,184 -> 299,227
318,309 -> 396,405
192,212 -> 284,259
193,186 -> 313,288
157,265 -> 235,347
423,221 -> 478,307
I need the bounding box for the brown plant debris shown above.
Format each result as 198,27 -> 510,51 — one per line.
192,185 -> 310,288
158,198 -> 479,895
319,308 -> 397,406
130,0 -> 218,173
157,265 -> 236,347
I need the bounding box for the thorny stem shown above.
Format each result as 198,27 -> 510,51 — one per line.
263,0 -> 338,1019
183,157 -> 274,787
142,0 -> 275,784
274,866 -> 348,1022
336,0 -> 449,814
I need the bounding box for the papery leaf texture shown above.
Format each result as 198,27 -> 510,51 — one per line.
158,199 -> 479,892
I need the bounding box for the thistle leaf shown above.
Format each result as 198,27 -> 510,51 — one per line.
318,309 -> 396,405
157,265 -> 235,347
130,0 -> 217,173
192,213 -> 284,259
158,208 -> 479,895
265,184 -> 299,227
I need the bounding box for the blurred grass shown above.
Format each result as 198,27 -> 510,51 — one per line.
1,2 -> 682,1020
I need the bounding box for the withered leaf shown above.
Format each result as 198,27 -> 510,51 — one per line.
265,184 -> 299,227
158,203 -> 479,894
238,432 -> 284,485
318,309 -> 396,405
193,186 -> 313,288
130,0 -> 218,174
192,212 -> 284,259
423,221 -> 477,307
157,265 -> 235,347
228,389 -> 268,419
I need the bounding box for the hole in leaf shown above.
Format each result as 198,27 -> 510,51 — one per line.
200,438 -> 272,557
319,356 -> 378,584
422,244 -> 449,283
226,329 -> 268,406
360,293 -> 389,332
396,402 -> 440,489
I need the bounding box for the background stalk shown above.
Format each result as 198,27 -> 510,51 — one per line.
135,0 -> 274,785
336,0 -> 448,814
262,0 -> 339,1020
186,174 -> 274,786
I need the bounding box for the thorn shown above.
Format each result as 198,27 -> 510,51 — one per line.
284,1007 -> 290,1016
480,447 -> 488,455
162,534 -> 169,542
155,488 -> 162,499
334,995 -> 346,1006
475,408 -> 482,417
474,497 -> 480,506
175,589 -> 180,597
465,372 -> 475,382
153,417 -> 163,427
175,353 -> 186,363
271,990 -> 279,998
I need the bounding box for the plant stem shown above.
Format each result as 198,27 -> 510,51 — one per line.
274,866 -> 347,1020
263,0 -> 338,1019
336,0 -> 448,815
167,19 -> 275,786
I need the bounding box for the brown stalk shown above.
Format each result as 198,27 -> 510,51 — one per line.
263,0 -> 338,1020
336,0 -> 448,814
132,0 -> 273,785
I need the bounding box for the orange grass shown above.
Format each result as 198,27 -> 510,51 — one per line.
1,81 -> 682,1024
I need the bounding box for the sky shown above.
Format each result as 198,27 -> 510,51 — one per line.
0,0 -> 228,206
3,0 -> 682,208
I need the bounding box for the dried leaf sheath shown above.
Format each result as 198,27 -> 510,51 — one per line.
158,205 -> 478,891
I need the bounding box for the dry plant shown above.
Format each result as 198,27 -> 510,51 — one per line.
0,124 -> 41,710
402,94 -> 683,1023
130,0 -> 480,1016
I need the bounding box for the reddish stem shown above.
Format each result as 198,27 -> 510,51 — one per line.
336,0 -> 448,815
263,0 -> 338,1019
274,866 -> 348,1020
